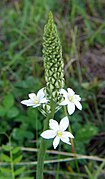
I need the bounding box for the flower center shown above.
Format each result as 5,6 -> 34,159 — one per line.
69,95 -> 75,102
57,130 -> 62,137
35,99 -> 39,104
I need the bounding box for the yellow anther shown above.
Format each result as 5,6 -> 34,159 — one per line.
57,131 -> 62,137
35,99 -> 39,104
69,96 -> 73,101
69,95 -> 74,102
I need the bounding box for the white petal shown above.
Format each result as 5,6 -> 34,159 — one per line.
59,116 -> 69,131
67,88 -> 75,96
61,136 -> 71,145
37,88 -> 45,101
53,136 -> 60,149
28,93 -> 36,100
63,131 -> 74,138
40,97 -> 48,104
75,95 -> 81,101
32,104 -> 40,108
49,119 -> 59,131
60,89 -> 68,97
41,130 -> 56,139
74,100 -> 82,110
21,99 -> 35,106
67,102 -> 75,115
59,98 -> 68,106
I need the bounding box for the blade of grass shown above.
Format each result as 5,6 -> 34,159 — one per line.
89,21 -> 105,44
85,165 -> 93,179
94,160 -> 105,179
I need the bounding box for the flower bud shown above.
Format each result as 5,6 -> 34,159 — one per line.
43,11 -> 65,102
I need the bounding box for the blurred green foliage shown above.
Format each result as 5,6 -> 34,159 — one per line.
0,0 -> 105,178
0,137 -> 34,179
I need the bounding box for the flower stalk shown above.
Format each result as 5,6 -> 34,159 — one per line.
36,100 -> 56,179
64,106 -> 80,172
36,12 -> 65,178
36,115 -> 52,179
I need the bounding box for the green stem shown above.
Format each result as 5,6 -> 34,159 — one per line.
64,106 -> 80,173
9,138 -> 15,179
36,101 -> 56,179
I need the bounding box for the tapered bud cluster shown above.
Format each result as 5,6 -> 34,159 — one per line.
43,12 -> 65,102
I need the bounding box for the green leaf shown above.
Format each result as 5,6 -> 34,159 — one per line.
2,145 -> 10,151
75,123 -> 98,143
15,115 -> 28,122
14,166 -> 25,176
24,131 -> 34,139
0,167 -> 11,173
75,141 -> 86,154
12,128 -> 34,141
0,175 -> 11,179
3,94 -> 14,109
12,147 -> 20,154
27,108 -> 42,130
0,106 -> 5,117
18,177 -> 34,179
13,155 -> 22,164
7,107 -> 19,118
1,153 -> 11,162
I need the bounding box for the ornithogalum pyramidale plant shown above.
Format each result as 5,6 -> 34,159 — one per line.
21,11 -> 82,179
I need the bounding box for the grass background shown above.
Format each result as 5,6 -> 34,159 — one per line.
0,0 -> 105,178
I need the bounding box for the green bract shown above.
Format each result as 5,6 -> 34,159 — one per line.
43,12 -> 64,102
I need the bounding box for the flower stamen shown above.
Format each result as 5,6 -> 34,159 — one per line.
35,99 -> 39,104
57,131 -> 62,137
69,96 -> 74,102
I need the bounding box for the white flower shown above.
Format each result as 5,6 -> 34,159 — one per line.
21,88 -> 48,108
60,88 -> 82,115
41,116 -> 74,149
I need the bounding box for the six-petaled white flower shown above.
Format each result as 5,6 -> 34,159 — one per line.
21,88 -> 48,108
41,116 -> 74,149
60,88 -> 82,115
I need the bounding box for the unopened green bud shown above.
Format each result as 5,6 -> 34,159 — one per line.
43,104 -> 51,114
43,11 -> 65,101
